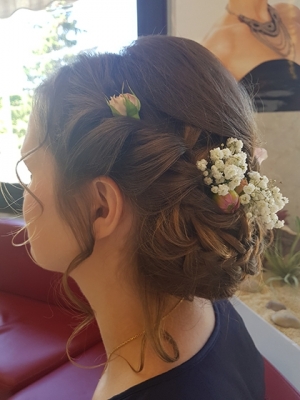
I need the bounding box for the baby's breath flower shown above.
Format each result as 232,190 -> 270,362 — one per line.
274,193 -> 283,202
217,184 -> 229,196
224,165 -> 244,180
224,165 -> 237,180
211,165 -> 223,180
196,159 -> 208,171
227,138 -> 243,153
198,137 -> 288,229
222,148 -> 232,158
215,159 -> 225,171
232,177 -> 242,186
269,205 -> 279,214
243,183 -> 255,195
240,194 -> 251,205
248,171 -> 260,182
262,214 -> 271,224
204,177 -> 213,185
233,152 -> 247,164
275,220 -> 284,229
235,141 -> 243,153
258,179 -> 268,190
228,179 -> 240,191
271,187 -> 280,194
210,148 -> 224,162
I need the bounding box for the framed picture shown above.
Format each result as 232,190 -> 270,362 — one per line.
168,0 -> 300,226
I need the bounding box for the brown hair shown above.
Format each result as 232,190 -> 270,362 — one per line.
31,35 -> 266,363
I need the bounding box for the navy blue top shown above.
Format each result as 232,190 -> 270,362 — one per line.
110,300 -> 265,400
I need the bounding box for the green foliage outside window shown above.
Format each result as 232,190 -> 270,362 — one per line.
0,0 -> 83,140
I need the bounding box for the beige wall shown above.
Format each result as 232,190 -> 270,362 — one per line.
168,0 -> 299,40
256,112 -> 300,226
167,0 -> 300,227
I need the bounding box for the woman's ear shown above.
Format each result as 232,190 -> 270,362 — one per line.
92,177 -> 123,240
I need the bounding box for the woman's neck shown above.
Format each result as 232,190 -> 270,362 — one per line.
71,242 -> 215,396
227,0 -> 270,21
71,244 -> 145,356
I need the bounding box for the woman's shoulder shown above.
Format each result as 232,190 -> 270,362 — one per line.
109,300 -> 265,400
201,21 -> 249,66
274,3 -> 300,20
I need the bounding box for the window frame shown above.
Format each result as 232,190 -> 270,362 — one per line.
137,0 -> 167,36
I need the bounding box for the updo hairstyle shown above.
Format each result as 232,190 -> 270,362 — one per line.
31,35 -> 266,363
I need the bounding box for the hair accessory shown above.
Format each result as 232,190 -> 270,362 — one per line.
107,92 -> 141,119
196,138 -> 288,229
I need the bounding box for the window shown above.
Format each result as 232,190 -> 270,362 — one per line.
0,0 -> 137,183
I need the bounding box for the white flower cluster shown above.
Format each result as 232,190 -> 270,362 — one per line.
196,138 -> 247,196
242,172 -> 289,229
196,138 -> 288,229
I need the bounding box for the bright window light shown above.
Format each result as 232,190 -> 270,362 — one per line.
0,0 -> 137,183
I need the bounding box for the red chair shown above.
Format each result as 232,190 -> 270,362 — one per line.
264,358 -> 300,400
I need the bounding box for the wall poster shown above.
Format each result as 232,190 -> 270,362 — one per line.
169,0 -> 300,227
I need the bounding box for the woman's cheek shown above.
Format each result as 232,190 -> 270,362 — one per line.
23,189 -> 43,247
23,190 -> 36,225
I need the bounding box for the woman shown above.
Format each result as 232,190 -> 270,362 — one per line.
202,0 -> 300,111
202,0 -> 300,81
20,35 -> 287,399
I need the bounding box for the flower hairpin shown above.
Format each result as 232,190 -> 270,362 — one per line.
197,138 -> 288,229
107,92 -> 141,119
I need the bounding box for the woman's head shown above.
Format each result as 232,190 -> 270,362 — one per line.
22,35 -> 264,361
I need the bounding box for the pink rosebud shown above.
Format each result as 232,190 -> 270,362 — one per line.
254,147 -> 268,165
107,93 -> 141,119
122,93 -> 140,108
214,191 -> 240,213
108,95 -> 127,116
235,178 -> 248,195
